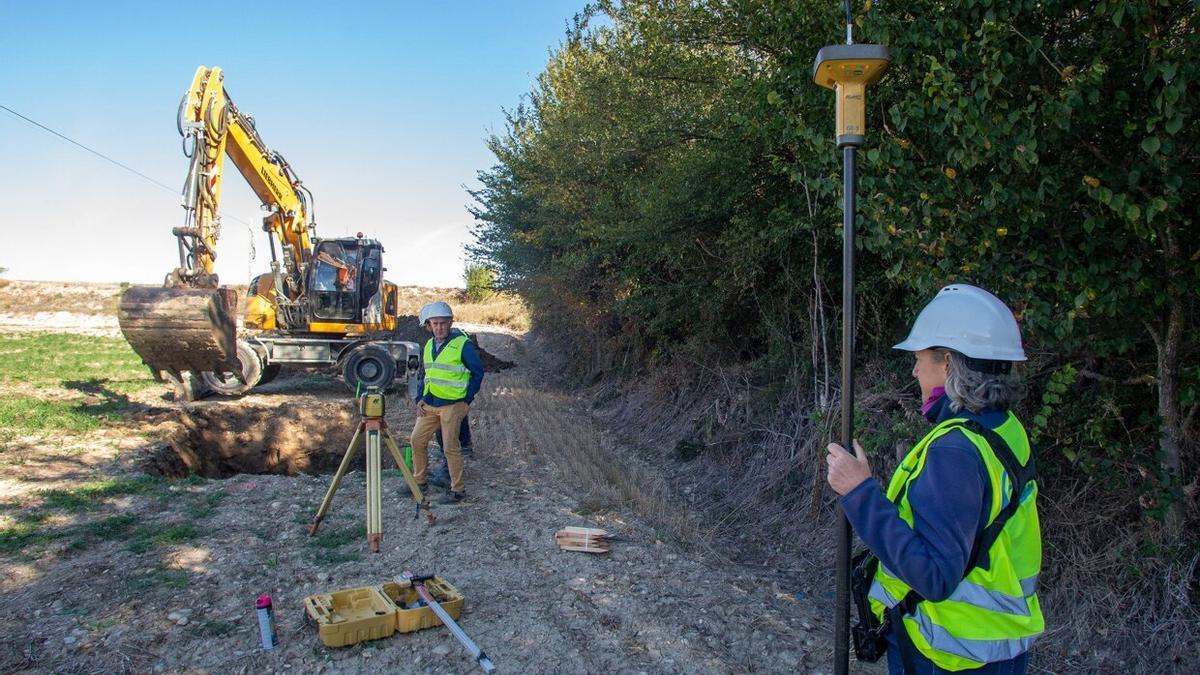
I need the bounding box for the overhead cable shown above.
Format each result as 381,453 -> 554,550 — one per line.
0,103 -> 254,228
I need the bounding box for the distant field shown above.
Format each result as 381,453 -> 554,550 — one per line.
0,280 -> 528,330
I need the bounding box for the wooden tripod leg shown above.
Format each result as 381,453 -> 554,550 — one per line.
365,420 -> 383,553
383,430 -> 436,525
309,423 -> 363,535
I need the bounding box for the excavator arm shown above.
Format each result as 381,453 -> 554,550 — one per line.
119,65 -> 317,394
174,65 -> 314,295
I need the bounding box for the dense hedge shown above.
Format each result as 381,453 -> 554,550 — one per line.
470,1 -> 1197,529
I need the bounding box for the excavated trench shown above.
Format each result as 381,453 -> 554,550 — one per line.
136,322 -> 513,480
140,401 -> 386,479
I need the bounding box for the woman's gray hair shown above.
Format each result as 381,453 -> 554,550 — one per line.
942,350 -> 1023,413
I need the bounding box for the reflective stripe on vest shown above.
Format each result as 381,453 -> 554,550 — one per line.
869,413 -> 1044,671
870,570 -> 1041,617
422,334 -> 469,400
904,605 -> 1040,664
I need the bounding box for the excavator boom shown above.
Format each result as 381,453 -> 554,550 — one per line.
119,66 -> 314,396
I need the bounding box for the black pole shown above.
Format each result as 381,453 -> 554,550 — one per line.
835,143 -> 858,675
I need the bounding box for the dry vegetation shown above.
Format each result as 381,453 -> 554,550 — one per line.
586,357 -> 1200,674
0,280 -> 530,334
388,286 -> 530,332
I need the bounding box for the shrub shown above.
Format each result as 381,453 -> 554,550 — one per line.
463,263 -> 497,302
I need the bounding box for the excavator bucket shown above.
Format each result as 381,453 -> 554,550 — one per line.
118,286 -> 239,398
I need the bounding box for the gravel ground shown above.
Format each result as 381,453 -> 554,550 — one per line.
0,310 -> 844,673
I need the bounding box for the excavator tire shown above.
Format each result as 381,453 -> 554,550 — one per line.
117,286 -> 239,398
201,340 -> 263,396
342,345 -> 396,394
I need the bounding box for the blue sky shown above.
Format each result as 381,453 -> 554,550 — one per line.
0,1 -> 584,287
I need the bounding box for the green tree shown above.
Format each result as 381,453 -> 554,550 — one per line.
470,0 -> 1198,529
853,0 -> 1198,529
463,263 -> 497,302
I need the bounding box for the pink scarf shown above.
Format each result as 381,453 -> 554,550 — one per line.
920,386 -> 946,415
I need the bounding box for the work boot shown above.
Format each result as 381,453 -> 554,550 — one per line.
428,465 -> 451,489
438,490 -> 465,505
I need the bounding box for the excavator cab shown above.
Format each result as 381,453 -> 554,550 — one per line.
308,237 -> 384,324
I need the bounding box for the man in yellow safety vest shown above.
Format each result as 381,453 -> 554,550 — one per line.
411,301 -> 484,504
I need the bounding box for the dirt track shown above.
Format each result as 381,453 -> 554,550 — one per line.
0,285 -> 839,674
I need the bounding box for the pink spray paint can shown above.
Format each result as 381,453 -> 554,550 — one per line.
255,595 -> 277,650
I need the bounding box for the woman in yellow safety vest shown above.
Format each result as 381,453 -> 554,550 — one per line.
827,284 -> 1043,673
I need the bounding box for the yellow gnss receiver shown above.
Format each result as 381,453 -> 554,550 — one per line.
359,388 -> 386,418
812,44 -> 890,148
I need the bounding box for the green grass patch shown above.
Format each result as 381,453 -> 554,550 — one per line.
0,333 -> 154,393
176,473 -> 206,487
128,522 -> 198,554
65,513 -> 141,552
0,511 -> 53,554
85,616 -> 122,632
193,620 -> 238,637
1,511 -> 143,556
0,475 -> 212,557
39,476 -> 163,512
0,397 -> 119,436
76,513 -> 139,540
183,491 -> 224,520
305,523 -> 364,564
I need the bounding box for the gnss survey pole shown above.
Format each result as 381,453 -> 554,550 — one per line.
813,4 -> 888,673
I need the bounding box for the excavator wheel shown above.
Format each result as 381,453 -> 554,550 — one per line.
201,340 -> 264,396
342,346 -> 396,394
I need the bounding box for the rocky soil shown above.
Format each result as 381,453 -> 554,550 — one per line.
0,281 -> 845,674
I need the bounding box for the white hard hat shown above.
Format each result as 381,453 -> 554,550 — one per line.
418,301 -> 453,325
893,284 -> 1026,362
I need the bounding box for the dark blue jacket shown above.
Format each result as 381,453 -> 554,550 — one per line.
841,394 -> 1006,601
414,328 -> 484,406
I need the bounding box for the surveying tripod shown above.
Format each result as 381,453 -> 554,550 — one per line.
308,388 -> 435,552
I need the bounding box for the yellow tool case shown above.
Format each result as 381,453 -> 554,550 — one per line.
303,576 -> 464,648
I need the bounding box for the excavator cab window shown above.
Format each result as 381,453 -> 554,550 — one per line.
310,241 -> 360,322
361,247 -> 382,298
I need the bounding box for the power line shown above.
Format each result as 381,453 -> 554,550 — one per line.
0,103 -> 255,229
1,103 -> 179,194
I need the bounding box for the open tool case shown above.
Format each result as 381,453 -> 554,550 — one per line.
303,576 -> 464,647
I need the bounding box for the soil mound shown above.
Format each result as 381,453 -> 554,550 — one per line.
394,315 -> 515,372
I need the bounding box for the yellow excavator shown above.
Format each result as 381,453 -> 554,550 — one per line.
119,66 -> 418,400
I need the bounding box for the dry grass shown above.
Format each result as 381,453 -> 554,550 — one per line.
481,353 -> 704,547
0,281 -> 530,332
393,287 -> 530,332
453,294 -> 530,332
1033,475 -> 1200,672
392,286 -> 461,315
581,352 -> 1199,673
0,280 -> 125,314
